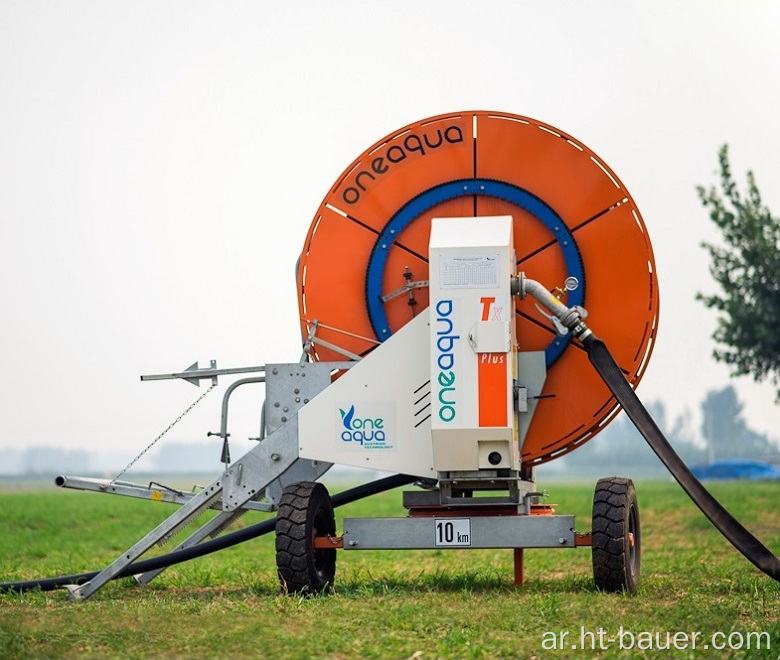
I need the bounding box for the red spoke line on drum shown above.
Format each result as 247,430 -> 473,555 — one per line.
515,308 -> 631,370
515,198 -> 623,267
515,309 -> 589,358
511,197 -> 635,373
516,308 -> 560,337
473,114 -> 478,217
516,309 -> 632,375
339,211 -> 430,265
342,212 -> 381,236
390,241 -> 429,264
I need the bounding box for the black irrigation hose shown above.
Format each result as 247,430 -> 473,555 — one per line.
0,473 -> 417,594
584,334 -> 780,582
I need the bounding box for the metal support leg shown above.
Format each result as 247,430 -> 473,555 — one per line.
65,418 -> 302,600
133,509 -> 246,585
64,362 -> 342,600
514,548 -> 525,586
64,478 -> 226,600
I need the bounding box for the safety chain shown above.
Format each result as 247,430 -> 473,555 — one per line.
109,383 -> 217,485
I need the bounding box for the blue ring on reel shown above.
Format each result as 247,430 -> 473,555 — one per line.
365,179 -> 584,367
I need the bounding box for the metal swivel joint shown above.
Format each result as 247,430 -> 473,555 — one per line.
510,273 -> 593,342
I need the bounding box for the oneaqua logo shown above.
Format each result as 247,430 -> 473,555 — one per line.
339,405 -> 387,445
434,299 -> 459,422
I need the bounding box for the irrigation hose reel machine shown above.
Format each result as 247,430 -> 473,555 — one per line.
44,111 -> 780,599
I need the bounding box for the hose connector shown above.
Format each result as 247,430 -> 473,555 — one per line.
512,273 -> 592,342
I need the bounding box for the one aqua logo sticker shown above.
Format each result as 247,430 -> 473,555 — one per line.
434,299 -> 459,422
339,404 -> 391,449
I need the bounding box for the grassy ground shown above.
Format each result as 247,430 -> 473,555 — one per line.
0,479 -> 778,659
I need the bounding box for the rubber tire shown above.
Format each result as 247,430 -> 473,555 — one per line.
592,477 -> 641,593
275,481 -> 336,594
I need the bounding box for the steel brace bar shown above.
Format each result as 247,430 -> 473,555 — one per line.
64,361 -> 341,599
65,421 -> 305,599
55,475 -> 274,512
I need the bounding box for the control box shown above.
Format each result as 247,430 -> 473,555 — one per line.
428,216 -> 518,471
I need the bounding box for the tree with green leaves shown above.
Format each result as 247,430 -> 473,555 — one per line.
697,145 -> 780,401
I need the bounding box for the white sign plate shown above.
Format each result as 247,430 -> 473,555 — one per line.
433,518 -> 472,546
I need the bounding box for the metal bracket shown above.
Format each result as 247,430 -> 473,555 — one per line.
55,475 -> 274,512
63,362 -> 348,600
141,360 -> 265,387
300,320 -> 364,362
341,515 -> 576,550
381,278 -> 429,303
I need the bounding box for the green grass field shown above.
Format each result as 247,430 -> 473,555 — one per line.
1,479 -> 778,659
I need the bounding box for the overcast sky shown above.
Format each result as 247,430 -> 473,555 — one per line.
1,1 -> 778,465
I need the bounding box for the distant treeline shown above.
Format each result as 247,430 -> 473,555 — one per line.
2,386 -> 777,477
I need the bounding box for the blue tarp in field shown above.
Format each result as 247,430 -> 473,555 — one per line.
690,459 -> 780,481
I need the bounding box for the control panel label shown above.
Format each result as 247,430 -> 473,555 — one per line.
440,254 -> 500,289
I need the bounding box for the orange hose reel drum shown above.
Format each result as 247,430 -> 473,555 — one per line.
297,111 -> 659,466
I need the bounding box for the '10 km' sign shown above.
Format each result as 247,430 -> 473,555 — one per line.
434,519 -> 472,546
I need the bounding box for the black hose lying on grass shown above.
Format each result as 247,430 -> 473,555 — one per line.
0,473 -> 417,594
585,334 -> 780,582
